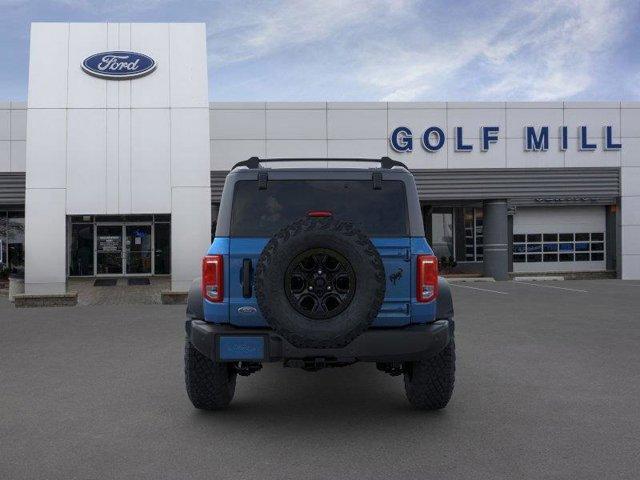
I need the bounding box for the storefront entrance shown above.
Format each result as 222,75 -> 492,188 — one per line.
96,224 -> 153,276
69,215 -> 171,277
422,204 -> 485,274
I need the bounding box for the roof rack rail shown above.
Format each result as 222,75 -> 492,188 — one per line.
231,157 -> 408,170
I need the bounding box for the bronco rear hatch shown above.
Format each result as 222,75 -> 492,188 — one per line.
222,172 -> 414,328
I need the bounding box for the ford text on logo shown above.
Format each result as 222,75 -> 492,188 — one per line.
82,51 -> 156,80
390,125 -> 622,153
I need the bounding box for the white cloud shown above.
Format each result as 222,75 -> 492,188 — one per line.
23,0 -> 176,11
208,0 -> 413,66
208,0 -> 631,101
7,0 -> 629,101
480,0 -> 625,100
358,0 -> 628,101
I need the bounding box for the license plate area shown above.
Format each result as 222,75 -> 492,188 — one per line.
217,335 -> 266,361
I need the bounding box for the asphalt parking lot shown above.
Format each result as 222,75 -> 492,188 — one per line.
1,279 -> 639,480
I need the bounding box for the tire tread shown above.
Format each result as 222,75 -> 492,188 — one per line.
184,341 -> 237,410
404,338 -> 456,410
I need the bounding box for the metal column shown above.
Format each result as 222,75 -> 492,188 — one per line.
483,200 -> 509,280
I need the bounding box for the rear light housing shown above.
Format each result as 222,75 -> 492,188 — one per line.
307,210 -> 333,217
202,255 -> 223,302
416,254 -> 438,303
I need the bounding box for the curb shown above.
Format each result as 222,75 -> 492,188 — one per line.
161,291 -> 188,305
14,292 -> 78,308
446,277 -> 496,283
514,276 -> 565,282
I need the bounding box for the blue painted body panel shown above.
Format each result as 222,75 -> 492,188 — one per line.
203,236 -> 437,327
228,237 -> 269,327
371,237 -> 412,327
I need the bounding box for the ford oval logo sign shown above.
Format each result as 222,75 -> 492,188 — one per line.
82,51 -> 156,80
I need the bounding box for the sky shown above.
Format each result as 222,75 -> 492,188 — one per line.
1,0 -> 639,102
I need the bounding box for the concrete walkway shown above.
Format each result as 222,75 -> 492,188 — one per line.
68,277 -> 170,306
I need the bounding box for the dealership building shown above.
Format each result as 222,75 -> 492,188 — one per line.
1,22 -> 640,296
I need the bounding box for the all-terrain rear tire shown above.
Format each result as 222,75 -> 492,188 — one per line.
403,337 -> 455,410
255,216 -> 385,349
184,341 -> 237,410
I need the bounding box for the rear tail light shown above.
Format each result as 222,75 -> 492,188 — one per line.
307,210 -> 332,217
417,254 -> 438,302
202,255 -> 223,302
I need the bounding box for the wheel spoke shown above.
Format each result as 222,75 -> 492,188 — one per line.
313,299 -> 328,314
299,293 -> 318,313
285,248 -> 356,320
332,261 -> 347,275
313,253 -> 328,270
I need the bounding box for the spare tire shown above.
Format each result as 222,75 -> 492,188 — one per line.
255,216 -> 386,349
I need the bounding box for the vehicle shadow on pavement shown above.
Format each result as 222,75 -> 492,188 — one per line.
186,363 -> 455,427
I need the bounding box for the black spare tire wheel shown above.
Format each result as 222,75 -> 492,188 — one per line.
255,216 -> 386,349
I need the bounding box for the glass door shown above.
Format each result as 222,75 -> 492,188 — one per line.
125,225 -> 152,275
70,223 -> 94,276
431,209 -> 455,259
154,222 -> 170,275
96,225 -> 124,275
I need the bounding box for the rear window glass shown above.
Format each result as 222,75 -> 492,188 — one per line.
230,180 -> 408,237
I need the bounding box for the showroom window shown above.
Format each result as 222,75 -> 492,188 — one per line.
68,214 -> 171,276
69,222 -> 94,276
154,218 -> 171,275
513,232 -> 605,263
424,206 -> 484,266
463,208 -> 484,262
0,212 -> 5,273
430,208 -> 454,259
0,211 -> 25,275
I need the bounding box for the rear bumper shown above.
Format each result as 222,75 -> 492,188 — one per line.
186,319 -> 452,363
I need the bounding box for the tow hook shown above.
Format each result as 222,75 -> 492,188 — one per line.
234,362 -> 262,376
284,357 -> 327,371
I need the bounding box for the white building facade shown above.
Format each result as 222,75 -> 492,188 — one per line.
1,22 -> 639,294
22,22 -> 211,294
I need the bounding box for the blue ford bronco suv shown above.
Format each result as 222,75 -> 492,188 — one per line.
184,157 -> 455,410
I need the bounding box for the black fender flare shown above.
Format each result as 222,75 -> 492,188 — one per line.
436,276 -> 454,320
186,278 -> 204,320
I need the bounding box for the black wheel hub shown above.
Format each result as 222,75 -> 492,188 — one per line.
284,248 -> 356,319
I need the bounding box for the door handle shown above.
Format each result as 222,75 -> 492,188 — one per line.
379,250 -> 411,261
380,304 -> 410,314
241,259 -> 253,298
